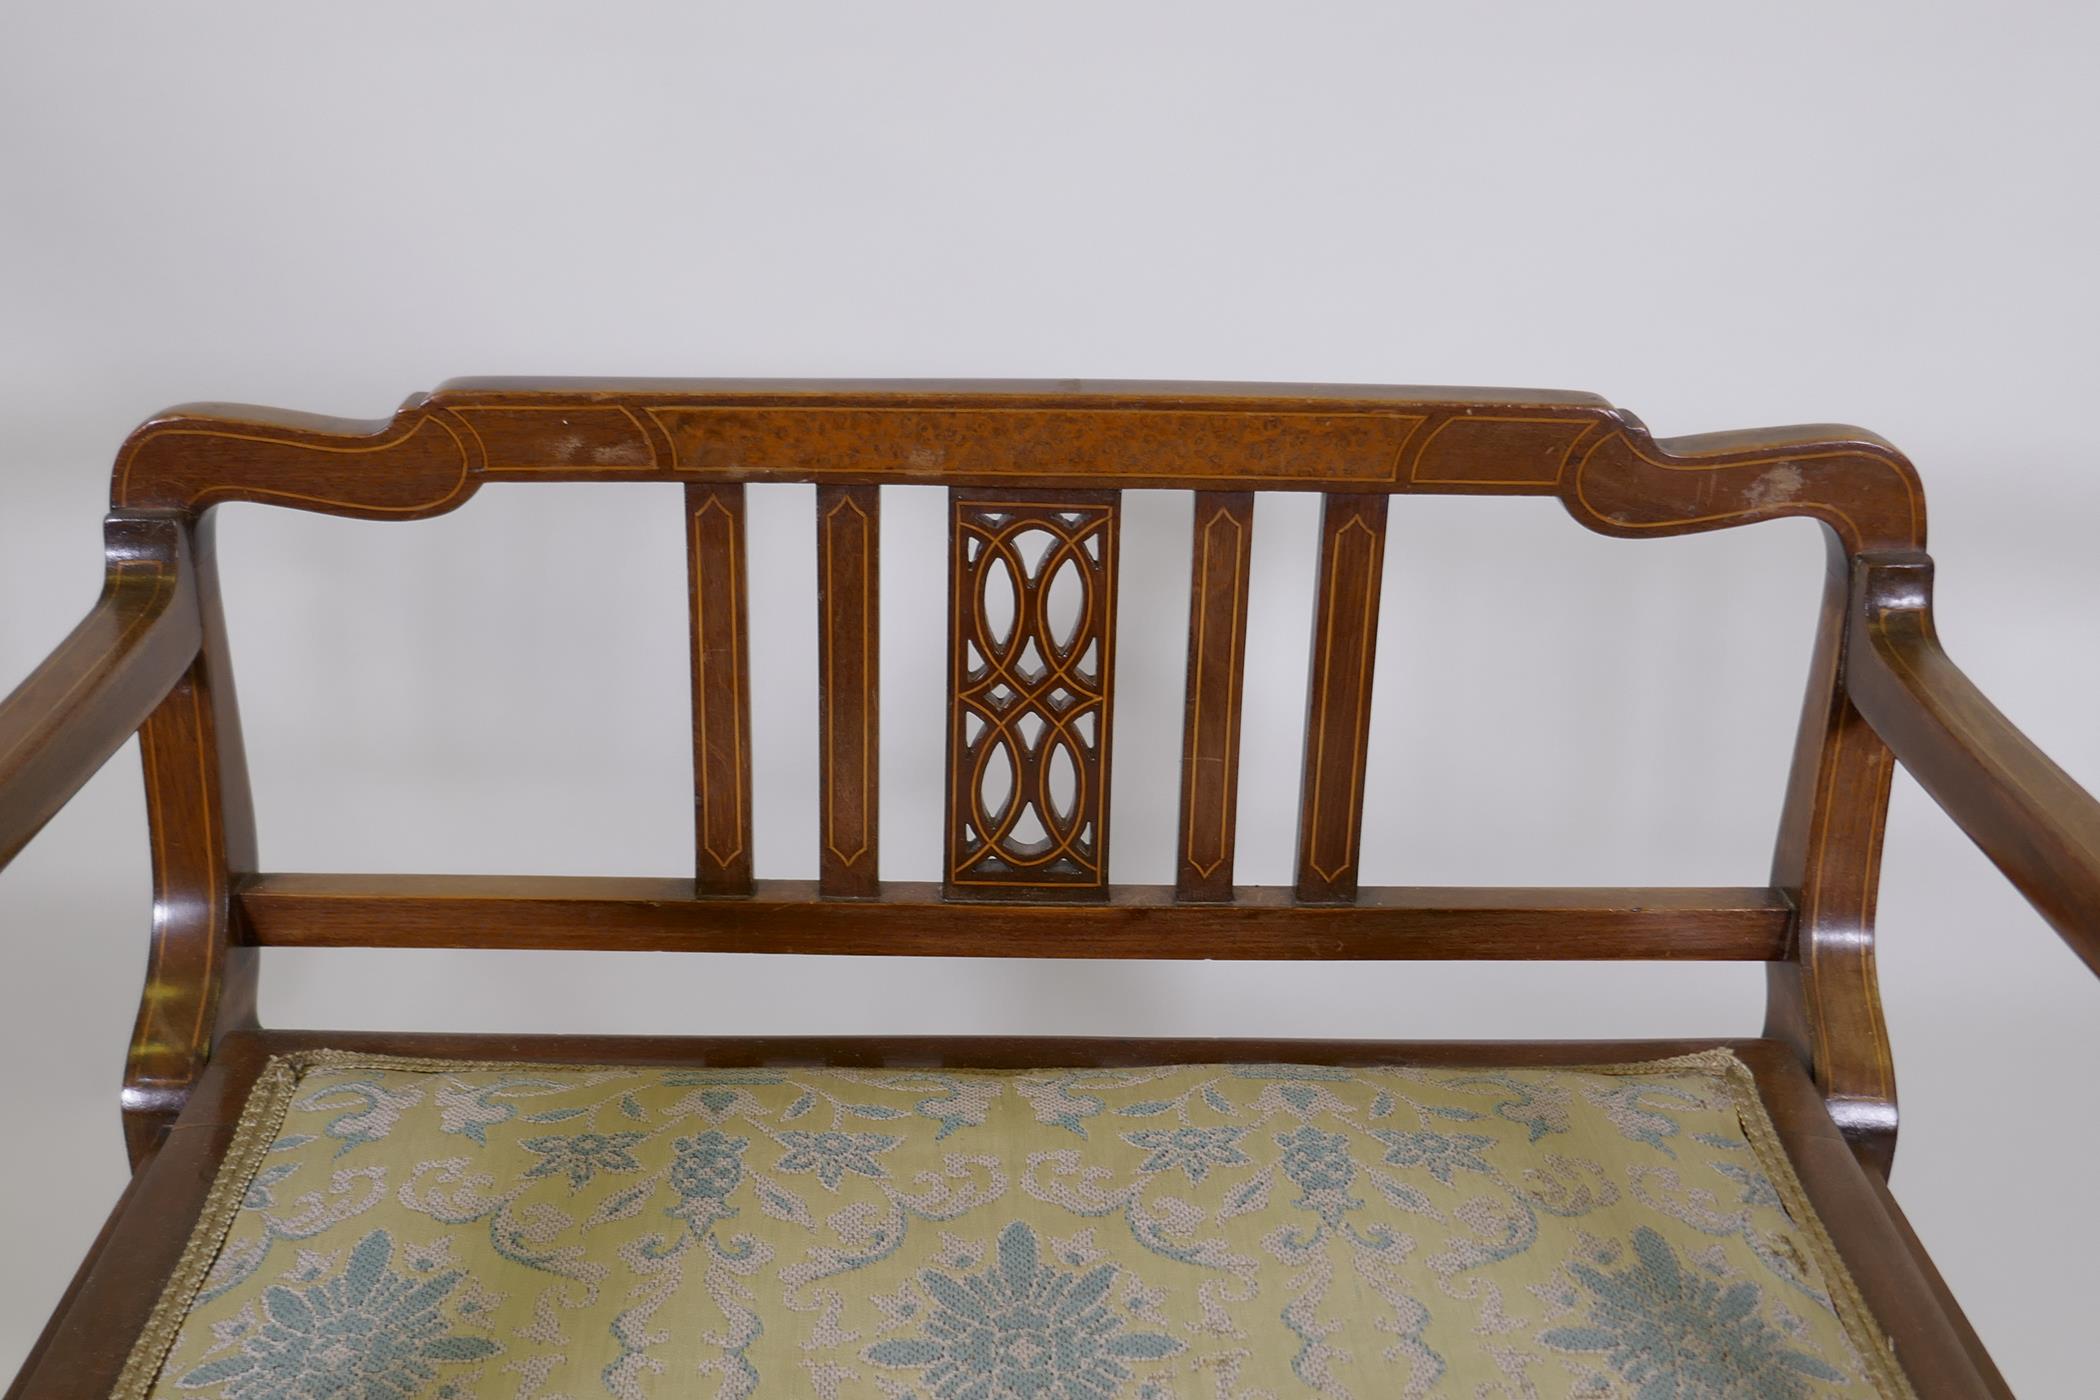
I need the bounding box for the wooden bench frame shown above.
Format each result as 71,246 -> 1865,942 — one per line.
4,380 -> 2097,1397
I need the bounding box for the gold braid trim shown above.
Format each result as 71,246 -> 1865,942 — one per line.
1698,1050 -> 1920,1400
111,1046 -> 1915,1398
111,1056 -> 304,1400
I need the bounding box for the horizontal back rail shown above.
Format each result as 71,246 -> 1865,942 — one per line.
236,874 -> 1793,959
112,381 -> 1925,553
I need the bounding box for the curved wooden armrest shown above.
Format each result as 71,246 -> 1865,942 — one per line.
0,514 -> 198,871
1846,551 -> 2100,977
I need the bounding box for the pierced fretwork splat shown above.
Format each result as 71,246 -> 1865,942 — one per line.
946,491 -> 1118,898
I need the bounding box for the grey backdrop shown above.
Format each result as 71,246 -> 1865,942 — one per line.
3,3 -> 2096,1389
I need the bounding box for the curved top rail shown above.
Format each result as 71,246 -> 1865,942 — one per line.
112,380 -> 1924,550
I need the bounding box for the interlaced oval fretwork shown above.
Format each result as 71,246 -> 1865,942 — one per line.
946,492 -> 1119,895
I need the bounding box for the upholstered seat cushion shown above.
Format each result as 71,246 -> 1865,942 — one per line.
118,1050 -> 1909,1399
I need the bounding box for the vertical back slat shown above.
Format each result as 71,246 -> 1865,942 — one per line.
817,484 -> 881,896
1294,492 -> 1389,903
1176,491 -> 1254,901
946,489 -> 1119,899
687,483 -> 754,895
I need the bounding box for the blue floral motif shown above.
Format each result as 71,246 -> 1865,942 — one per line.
669,1130 -> 747,1199
1540,1226 -> 1845,1398
433,1075 -> 579,1145
241,1161 -> 302,1211
1587,1082 -> 1703,1158
1711,1160 -> 1783,1211
776,1129 -> 900,1189
866,1221 -> 1180,1398
520,1130 -> 647,1188
1275,1126 -> 1355,1194
1122,1126 -> 1249,1182
1274,1125 -> 1362,1228
301,1079 -> 423,1158
1445,1072 -> 1570,1143
176,1230 -> 496,1397
1020,1075 -> 1114,1137
1370,1129 -> 1496,1186
904,1074 -> 995,1140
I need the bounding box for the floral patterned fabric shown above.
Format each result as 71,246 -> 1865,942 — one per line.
121,1051 -> 1909,1399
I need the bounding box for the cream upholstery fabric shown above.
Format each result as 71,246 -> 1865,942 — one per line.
121,1050 -> 1908,1399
